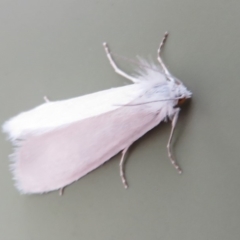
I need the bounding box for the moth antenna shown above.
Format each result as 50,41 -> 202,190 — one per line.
114,98 -> 181,107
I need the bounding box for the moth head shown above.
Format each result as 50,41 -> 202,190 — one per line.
167,74 -> 192,105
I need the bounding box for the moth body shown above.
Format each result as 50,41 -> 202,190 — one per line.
2,32 -> 191,194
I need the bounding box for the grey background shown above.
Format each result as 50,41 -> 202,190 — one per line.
0,1 -> 239,239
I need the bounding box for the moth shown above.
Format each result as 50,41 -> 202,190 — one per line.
2,32 -> 192,194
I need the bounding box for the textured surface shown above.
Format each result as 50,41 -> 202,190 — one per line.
1,1 -> 240,239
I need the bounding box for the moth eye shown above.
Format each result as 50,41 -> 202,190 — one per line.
177,97 -> 187,106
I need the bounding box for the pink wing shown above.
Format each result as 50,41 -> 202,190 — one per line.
12,105 -> 164,194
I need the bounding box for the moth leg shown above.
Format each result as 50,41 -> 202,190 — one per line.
103,42 -> 138,83
167,109 -> 182,174
59,187 -> 64,196
119,147 -> 129,189
157,32 -> 171,76
43,96 -> 50,103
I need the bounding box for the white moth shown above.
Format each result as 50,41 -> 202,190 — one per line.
2,32 -> 192,194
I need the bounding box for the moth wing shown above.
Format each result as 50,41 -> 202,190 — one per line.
12,105 -> 163,194
2,84 -> 144,141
